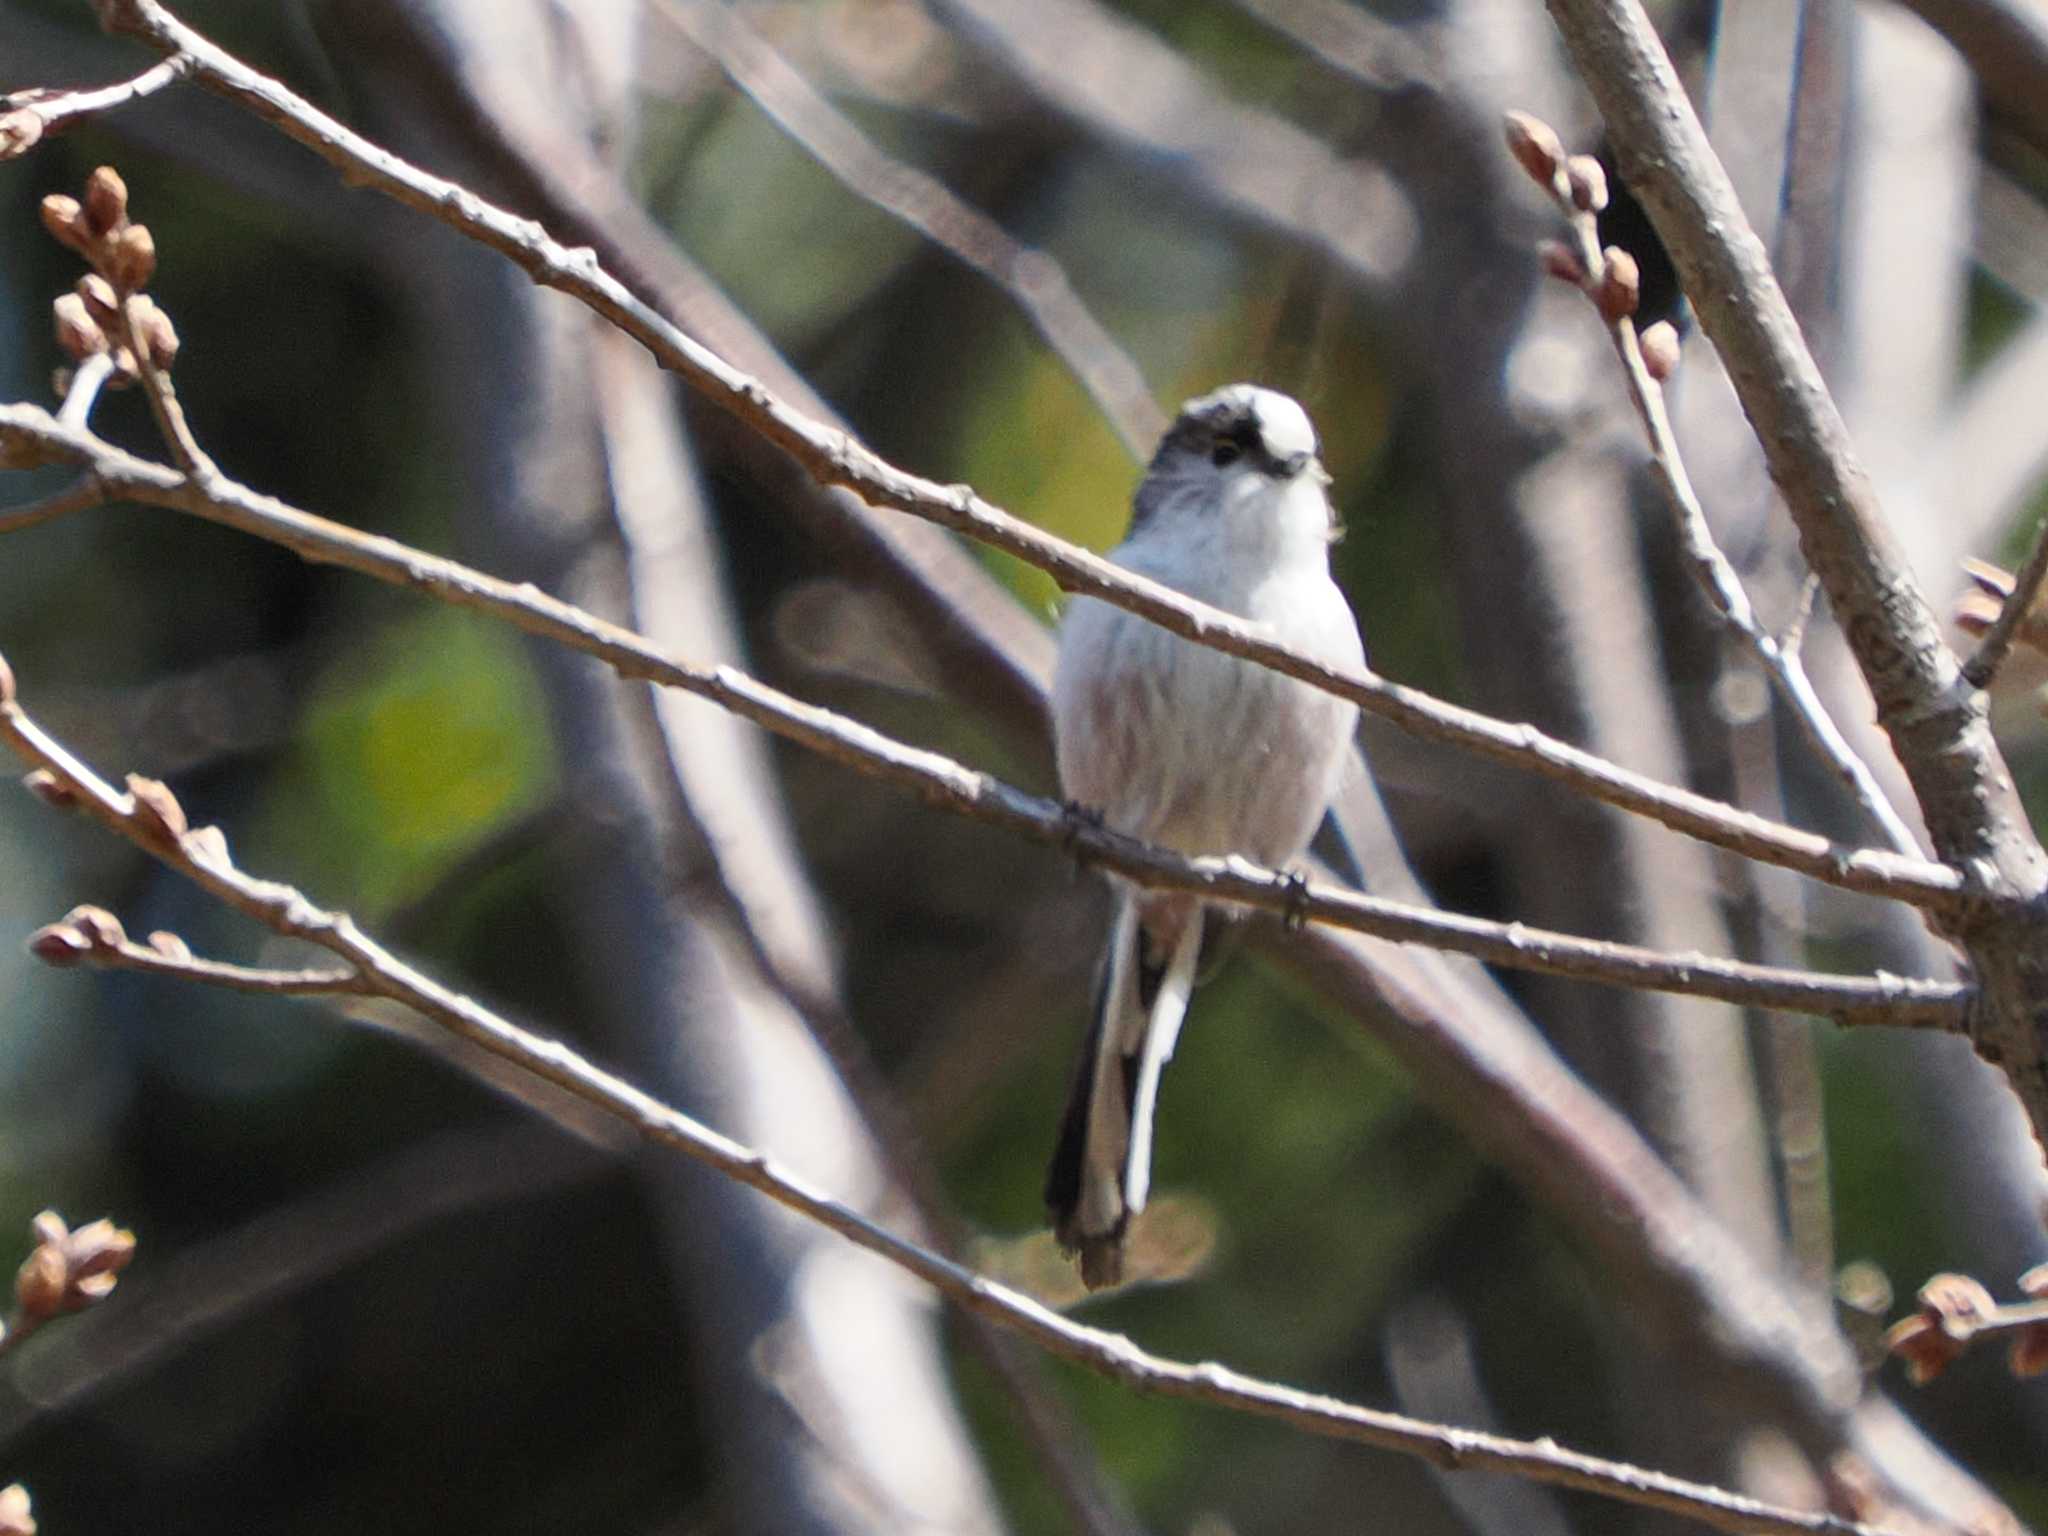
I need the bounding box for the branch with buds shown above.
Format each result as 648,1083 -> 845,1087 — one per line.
0,53 -> 192,160
0,1208 -> 134,1359
1504,108 -> 1922,859
1884,1267 -> 2048,1385
38,164 -> 206,477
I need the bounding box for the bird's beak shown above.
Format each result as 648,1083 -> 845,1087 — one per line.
1311,462 -> 1332,487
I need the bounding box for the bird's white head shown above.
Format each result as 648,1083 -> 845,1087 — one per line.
1128,384 -> 1338,577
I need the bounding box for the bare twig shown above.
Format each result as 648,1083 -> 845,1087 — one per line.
27,903 -> 359,994
0,473 -> 101,534
1783,575 -> 1821,659
0,665 -> 1902,1536
1892,0 -> 2048,165
0,53 -> 193,157
925,0 -> 1414,281
55,351 -> 116,429
1962,518 -> 2048,689
1509,111 -> 1923,858
117,295 -> 210,478
1224,0 -> 1444,93
0,397 -> 1965,913
0,429 -> 1970,1024
656,0 -> 1165,458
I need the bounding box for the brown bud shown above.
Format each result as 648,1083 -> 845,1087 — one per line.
12,1210 -> 133,1323
82,165 -> 128,237
1921,1271 -> 1997,1334
2009,1322 -> 2048,1378
1566,155 -> 1608,213
13,1243 -> 65,1322
51,293 -> 107,363
1963,556 -> 2018,601
126,773 -> 187,844
146,930 -> 192,962
0,1481 -> 32,1536
76,273 -> 121,331
138,301 -> 178,371
25,923 -> 90,968
37,194 -> 89,258
185,823 -> 230,870
20,770 -> 78,812
63,905 -> 127,952
107,223 -> 155,293
1640,320 -> 1681,381
1596,247 -> 1641,323
1884,1312 -> 1962,1385
1503,110 -> 1564,189
1538,239 -> 1586,287
61,1218 -> 134,1295
0,108 -> 44,161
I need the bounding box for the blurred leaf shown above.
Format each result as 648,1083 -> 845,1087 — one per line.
264,610 -> 554,915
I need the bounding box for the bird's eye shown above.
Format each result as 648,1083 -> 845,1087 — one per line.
1210,439 -> 1242,468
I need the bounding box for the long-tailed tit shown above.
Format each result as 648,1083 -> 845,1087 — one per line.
1045,383 -> 1365,1289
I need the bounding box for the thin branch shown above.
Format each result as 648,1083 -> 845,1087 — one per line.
1782,574 -> 1821,659
28,907 -> 360,994
0,429 -> 1970,1024
0,405 -> 1964,923
0,471 -> 105,534
1962,517 -> 2048,688
116,295 -> 211,478
1224,0 -> 1444,92
656,0 -> 1166,459
924,0 -> 1413,282
1892,0 -> 2048,166
70,0 -> 1980,912
56,351 -> 116,429
0,1126 -> 610,1441
1511,113 -> 1923,857
0,52 -> 194,157
1542,0 -> 2048,1139
81,946 -> 357,995
0,668 -> 1904,1536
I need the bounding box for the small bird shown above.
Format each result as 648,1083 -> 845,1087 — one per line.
1046,384 -> 1365,1289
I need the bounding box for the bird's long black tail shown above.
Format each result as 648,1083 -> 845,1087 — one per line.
1045,898 -> 1202,1289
